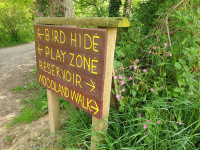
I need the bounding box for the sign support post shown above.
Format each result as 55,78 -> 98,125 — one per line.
34,17 -> 130,148
47,89 -> 60,132
91,27 -> 117,149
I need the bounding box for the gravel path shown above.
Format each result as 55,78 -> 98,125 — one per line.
0,43 -> 37,149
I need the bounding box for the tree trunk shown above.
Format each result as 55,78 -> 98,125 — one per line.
35,0 -> 66,17
64,0 -> 75,17
123,0 -> 132,17
49,0 -> 65,17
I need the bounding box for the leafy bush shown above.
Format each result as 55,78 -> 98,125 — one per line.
0,0 -> 34,47
111,0 -> 200,149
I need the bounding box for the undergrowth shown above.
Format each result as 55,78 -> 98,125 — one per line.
9,67 -> 69,126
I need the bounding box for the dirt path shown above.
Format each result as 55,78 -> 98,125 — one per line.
0,43 -> 36,127
0,43 -> 53,150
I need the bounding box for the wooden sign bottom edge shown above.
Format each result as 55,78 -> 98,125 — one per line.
37,72 -> 103,119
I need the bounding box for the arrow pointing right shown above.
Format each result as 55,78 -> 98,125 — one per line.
86,80 -> 95,92
90,101 -> 99,115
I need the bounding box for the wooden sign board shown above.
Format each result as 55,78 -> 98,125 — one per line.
34,25 -> 108,119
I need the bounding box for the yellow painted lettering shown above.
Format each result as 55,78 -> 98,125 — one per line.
60,30 -> 66,44
66,71 -> 71,82
54,30 -> 59,43
43,61 -> 47,72
51,48 -> 55,60
51,65 -> 55,76
91,59 -> 98,74
93,35 -> 99,52
69,53 -> 75,67
56,50 -> 61,62
54,81 -> 59,93
42,76 -> 47,86
45,29 -> 50,41
56,67 -> 61,78
47,78 -> 51,88
71,90 -> 79,103
79,33 -> 81,47
78,94 -> 82,105
84,56 -> 90,72
39,60 -> 43,70
60,50 -> 66,63
52,30 -> 54,41
64,87 -> 69,98
76,74 -> 82,88
87,98 -> 92,112
58,84 -> 65,96
50,80 -> 55,90
61,69 -> 66,80
84,34 -> 92,49
71,32 -> 77,47
38,74 -> 42,83
47,63 -> 51,74
82,96 -> 88,110
76,55 -> 83,68
45,46 -> 50,57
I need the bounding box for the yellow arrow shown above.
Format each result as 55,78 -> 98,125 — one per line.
37,28 -> 44,39
86,80 -> 95,92
38,44 -> 43,55
90,101 -> 99,115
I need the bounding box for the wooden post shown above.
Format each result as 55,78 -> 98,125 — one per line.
47,89 -> 60,132
91,28 -> 117,149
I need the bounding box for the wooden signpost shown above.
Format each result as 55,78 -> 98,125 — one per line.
34,17 -> 130,148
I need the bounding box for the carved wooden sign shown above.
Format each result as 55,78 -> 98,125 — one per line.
34,25 -> 108,119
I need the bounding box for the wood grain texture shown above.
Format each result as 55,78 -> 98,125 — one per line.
34,17 -> 130,27
47,89 -> 60,132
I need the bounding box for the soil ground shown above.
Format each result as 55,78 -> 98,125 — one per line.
0,43 -> 60,150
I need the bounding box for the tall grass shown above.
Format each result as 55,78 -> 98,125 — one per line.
56,99 -> 200,149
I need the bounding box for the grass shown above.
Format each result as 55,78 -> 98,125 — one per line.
8,66 -> 47,125
9,84 -> 48,125
9,66 -> 70,126
54,106 -> 200,150
8,66 -> 200,149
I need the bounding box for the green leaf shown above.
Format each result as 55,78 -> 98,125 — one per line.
179,58 -> 186,65
175,62 -> 182,69
174,87 -> 181,93
131,90 -> 136,97
114,60 -> 121,69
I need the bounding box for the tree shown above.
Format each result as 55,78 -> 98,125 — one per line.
108,0 -> 122,17
73,0 -> 109,17
123,0 -> 132,17
64,0 -> 75,17
35,0 -> 75,17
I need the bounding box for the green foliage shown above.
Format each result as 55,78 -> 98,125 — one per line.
9,83 -> 47,125
108,0 -> 122,17
56,109 -> 92,149
111,0 -> 200,149
74,0 -> 109,17
54,3 -> 64,17
0,0 -> 34,47
133,0 -> 166,34
55,0 -> 200,149
37,0 -> 50,16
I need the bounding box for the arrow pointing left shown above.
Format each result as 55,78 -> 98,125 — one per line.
38,44 -> 43,55
90,101 -> 99,115
37,28 -> 44,39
